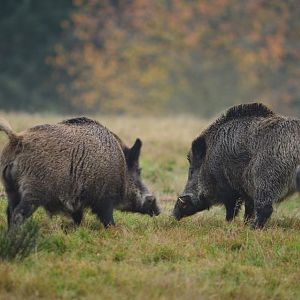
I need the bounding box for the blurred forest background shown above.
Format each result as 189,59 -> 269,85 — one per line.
0,0 -> 299,117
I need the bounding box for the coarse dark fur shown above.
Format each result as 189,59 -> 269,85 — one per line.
0,117 -> 159,230
296,166 -> 300,192
173,103 -> 300,229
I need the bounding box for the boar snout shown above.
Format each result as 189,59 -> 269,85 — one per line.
172,193 -> 199,220
142,194 -> 160,216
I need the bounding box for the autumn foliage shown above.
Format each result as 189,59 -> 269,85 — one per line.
52,0 -> 300,115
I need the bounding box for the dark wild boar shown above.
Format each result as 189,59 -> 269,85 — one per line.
0,117 -> 159,229
173,103 -> 300,229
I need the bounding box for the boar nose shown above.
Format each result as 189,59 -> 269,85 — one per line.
178,193 -> 193,203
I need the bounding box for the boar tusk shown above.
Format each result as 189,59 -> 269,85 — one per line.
178,197 -> 185,203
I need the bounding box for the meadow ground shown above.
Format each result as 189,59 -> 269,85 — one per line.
0,112 -> 299,299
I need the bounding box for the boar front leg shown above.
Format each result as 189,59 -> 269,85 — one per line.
6,190 -> 21,229
244,197 -> 254,223
252,188 -> 274,229
224,197 -> 242,222
92,199 -> 115,229
252,201 -> 273,229
71,209 -> 83,225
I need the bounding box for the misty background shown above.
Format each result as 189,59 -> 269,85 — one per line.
1,0 -> 299,117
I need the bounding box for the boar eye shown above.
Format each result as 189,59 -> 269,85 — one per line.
137,168 -> 142,175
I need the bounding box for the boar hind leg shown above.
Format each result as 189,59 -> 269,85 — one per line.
92,200 -> 115,229
10,195 -> 39,229
6,191 -> 21,229
250,162 -> 285,229
2,164 -> 21,228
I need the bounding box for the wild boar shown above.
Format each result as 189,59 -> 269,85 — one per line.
0,117 -> 159,229
173,103 -> 300,229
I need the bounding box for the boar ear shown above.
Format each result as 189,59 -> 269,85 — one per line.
191,136 -> 206,161
126,138 -> 142,168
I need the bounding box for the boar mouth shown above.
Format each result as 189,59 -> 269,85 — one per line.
171,194 -> 210,220
172,213 -> 182,221
148,208 -> 160,217
154,209 -> 160,216
171,208 -> 183,220
142,195 -> 160,216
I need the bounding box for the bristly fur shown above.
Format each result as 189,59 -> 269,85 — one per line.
206,102 -> 274,136
62,116 -> 129,150
222,103 -> 274,121
29,124 -> 52,131
192,102 -> 275,147
61,117 -> 100,126
62,116 -> 143,169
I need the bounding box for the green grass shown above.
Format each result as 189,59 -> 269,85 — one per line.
0,113 -> 299,299
0,220 -> 39,261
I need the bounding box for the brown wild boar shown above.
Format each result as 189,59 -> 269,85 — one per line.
0,117 -> 159,229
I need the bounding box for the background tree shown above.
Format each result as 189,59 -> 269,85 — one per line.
52,0 -> 300,116
0,0 -> 73,111
0,0 -> 299,116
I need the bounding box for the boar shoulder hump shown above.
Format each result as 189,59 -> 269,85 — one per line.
204,103 -> 275,135
61,117 -> 100,126
223,103 -> 274,121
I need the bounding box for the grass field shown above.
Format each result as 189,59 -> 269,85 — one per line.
0,113 -> 299,299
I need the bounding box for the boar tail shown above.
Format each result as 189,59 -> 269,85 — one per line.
296,166 -> 300,192
0,118 -> 18,141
